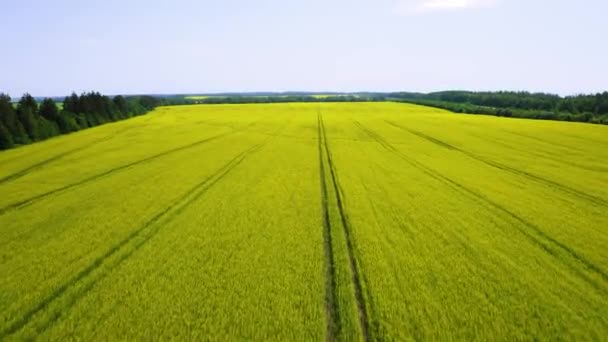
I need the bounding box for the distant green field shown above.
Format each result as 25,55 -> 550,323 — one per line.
184,94 -> 352,100
0,103 -> 606,340
11,101 -> 63,110
184,95 -> 209,100
312,94 -> 352,98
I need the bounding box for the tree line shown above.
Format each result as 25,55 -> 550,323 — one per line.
390,91 -> 608,124
184,91 -> 608,124
2,90 -> 606,150
0,92 -> 163,150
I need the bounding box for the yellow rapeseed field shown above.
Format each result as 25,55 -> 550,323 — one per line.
0,102 -> 606,340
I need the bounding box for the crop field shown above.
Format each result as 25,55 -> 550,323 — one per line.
184,96 -> 209,100
311,94 -> 353,99
183,95 -> 351,100
0,102 -> 607,340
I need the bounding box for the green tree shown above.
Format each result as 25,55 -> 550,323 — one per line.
18,93 -> 38,113
57,112 -> 81,133
39,98 -> 59,121
0,122 -> 13,149
0,93 -> 12,114
17,94 -> 40,140
37,117 -> 59,139
64,92 -> 81,113
0,93 -> 28,143
113,95 -> 129,116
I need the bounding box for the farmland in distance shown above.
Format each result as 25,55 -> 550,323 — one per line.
0,102 -> 606,340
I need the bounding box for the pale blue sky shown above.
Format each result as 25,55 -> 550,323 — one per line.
1,0 -> 606,97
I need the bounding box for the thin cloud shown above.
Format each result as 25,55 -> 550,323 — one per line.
395,0 -> 499,14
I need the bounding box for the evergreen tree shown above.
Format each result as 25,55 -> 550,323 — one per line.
37,117 -> 59,140
39,98 -> 59,121
0,93 -> 25,143
0,122 -> 13,149
113,95 -> 129,116
18,93 -> 38,114
57,112 -> 81,133
0,93 -> 12,114
17,94 -> 40,140
63,92 -> 81,113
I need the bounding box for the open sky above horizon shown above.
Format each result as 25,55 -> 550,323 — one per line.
1,0 -> 606,98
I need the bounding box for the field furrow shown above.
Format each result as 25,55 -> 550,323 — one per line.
0,121 -> 260,215
317,112 -> 339,340
0,142 -> 268,339
0,125 -> 138,185
355,121 -> 608,287
385,120 -> 608,207
320,113 -> 371,341
317,112 -> 371,341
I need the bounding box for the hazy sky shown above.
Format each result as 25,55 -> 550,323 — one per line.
1,0 -> 606,97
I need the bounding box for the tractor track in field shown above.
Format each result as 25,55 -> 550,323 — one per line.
0,140 -> 268,339
319,112 -> 371,342
0,124 -> 144,186
470,134 -> 608,173
502,129 -> 587,153
355,122 -> 608,290
385,120 -> 608,207
317,113 -> 339,341
0,122 -> 258,217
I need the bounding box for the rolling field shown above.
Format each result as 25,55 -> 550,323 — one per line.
184,96 -> 209,100
0,102 -> 607,340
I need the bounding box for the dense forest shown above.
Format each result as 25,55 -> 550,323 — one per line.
389,91 -> 608,124
0,92 -> 162,150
